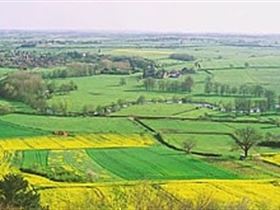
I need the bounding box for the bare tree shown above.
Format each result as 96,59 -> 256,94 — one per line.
183,139 -> 196,154
234,127 -> 262,158
272,118 -> 280,127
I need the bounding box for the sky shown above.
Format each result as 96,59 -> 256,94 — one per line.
1,1 -> 280,34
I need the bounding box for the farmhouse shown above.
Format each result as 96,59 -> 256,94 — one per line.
162,70 -> 182,78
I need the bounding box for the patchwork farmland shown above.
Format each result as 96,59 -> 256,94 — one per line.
0,31 -> 280,210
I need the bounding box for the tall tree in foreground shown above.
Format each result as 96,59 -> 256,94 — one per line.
233,127 -> 262,158
0,174 -> 45,210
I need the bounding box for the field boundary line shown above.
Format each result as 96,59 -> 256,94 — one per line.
133,118 -> 222,157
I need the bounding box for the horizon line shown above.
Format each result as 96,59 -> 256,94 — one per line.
1,28 -> 280,36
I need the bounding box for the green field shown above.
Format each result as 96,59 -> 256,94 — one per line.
13,146 -> 238,182
20,150 -> 48,169
86,146 -> 237,180
163,133 -> 235,155
113,103 -> 218,119
113,103 -> 196,116
142,119 -> 280,135
210,68 -> 280,94
48,72 -> 207,112
0,120 -> 46,138
13,149 -> 118,182
0,114 -> 145,134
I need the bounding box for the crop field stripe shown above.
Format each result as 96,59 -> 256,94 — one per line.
21,150 -> 49,169
86,147 -> 237,180
0,119 -> 47,139
87,149 -> 138,178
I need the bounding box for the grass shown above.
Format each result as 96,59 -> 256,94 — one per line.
0,120 -> 46,138
142,118 -> 280,135
86,146 -> 237,180
143,119 -> 280,156
142,119 -> 233,133
0,114 -> 145,134
210,68 -> 280,94
113,103 -> 196,116
177,107 -> 219,118
205,157 -> 280,179
0,67 -> 16,76
0,98 -> 35,113
20,150 -> 49,169
163,133 -> 235,155
48,73 -> 206,112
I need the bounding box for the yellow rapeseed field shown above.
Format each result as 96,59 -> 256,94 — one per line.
0,149 -> 13,176
261,153 -> 280,166
0,134 -> 154,150
40,187 -> 110,210
36,179 -> 280,210
163,180 -> 280,209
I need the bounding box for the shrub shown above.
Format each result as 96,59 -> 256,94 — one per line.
0,174 -> 46,210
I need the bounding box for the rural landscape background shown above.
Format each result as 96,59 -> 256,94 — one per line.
0,1 -> 280,210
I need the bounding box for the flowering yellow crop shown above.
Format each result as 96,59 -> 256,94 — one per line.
163,180 -> 280,209
39,182 -> 156,210
261,153 -> 280,166
40,187 -> 109,210
0,149 -> 18,177
37,179 -> 280,210
0,134 -> 154,150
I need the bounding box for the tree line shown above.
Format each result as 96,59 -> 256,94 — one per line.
0,72 -> 77,113
204,77 -> 279,113
143,76 -> 194,92
169,53 -> 196,61
204,76 -> 274,97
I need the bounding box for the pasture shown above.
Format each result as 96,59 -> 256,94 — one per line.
113,103 -> 196,116
142,118 -> 280,135
47,72 -> 207,112
163,133 -> 235,155
0,120 -> 46,138
0,114 -> 146,134
211,68 -> 280,94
